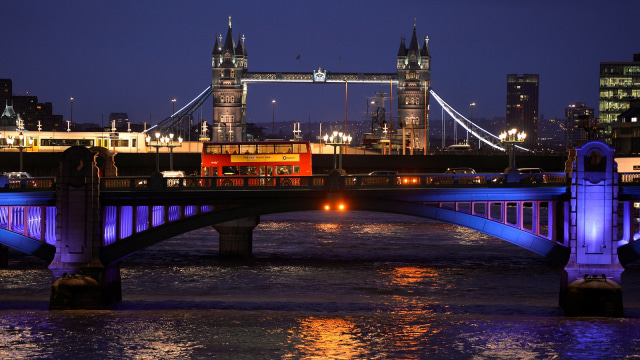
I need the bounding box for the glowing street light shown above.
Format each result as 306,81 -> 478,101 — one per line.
271,99 -> 276,137
499,128 -> 526,173
323,130 -> 352,173
7,132 -> 34,172
146,131 -> 183,172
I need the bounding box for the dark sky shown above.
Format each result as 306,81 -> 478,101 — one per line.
3,1 -> 639,129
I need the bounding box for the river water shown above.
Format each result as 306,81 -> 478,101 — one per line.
2,211 -> 640,359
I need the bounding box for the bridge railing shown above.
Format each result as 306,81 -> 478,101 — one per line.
0,177 -> 56,191
100,175 -> 328,191
621,172 -> 640,184
345,172 -> 568,187
100,172 -> 573,191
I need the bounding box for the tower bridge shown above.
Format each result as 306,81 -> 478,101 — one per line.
1,142 -> 640,316
152,17 -> 430,151
152,17 -> 517,155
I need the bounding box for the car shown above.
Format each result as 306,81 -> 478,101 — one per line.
517,168 -> 546,183
161,170 -> 185,187
368,170 -> 398,176
161,171 -> 185,178
444,167 -> 476,175
3,172 -> 32,178
444,167 -> 481,184
359,170 -> 399,185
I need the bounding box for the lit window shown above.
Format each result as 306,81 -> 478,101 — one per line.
632,117 -> 637,123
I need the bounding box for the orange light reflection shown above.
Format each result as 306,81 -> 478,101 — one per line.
285,317 -> 366,359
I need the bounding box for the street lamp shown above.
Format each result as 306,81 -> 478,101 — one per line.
469,102 -> 476,145
322,130 -> 352,173
271,100 -> 276,137
7,132 -> 34,172
146,131 -> 183,172
171,99 -> 177,115
499,128 -> 526,179
70,97 -> 74,124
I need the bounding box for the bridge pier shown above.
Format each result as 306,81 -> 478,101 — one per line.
560,141 -> 624,317
48,147 -> 121,309
213,216 -> 259,257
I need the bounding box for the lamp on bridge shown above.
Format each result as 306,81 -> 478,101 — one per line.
323,130 -> 352,174
6,132 -> 34,173
499,128 -> 526,181
146,132 -> 183,172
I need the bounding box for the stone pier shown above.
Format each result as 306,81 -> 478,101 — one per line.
560,141 -> 625,317
213,216 -> 259,257
48,146 -> 121,309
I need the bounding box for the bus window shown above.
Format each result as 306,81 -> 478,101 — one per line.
277,165 -> 291,175
293,165 -> 300,174
205,144 -> 221,154
256,144 -> 272,154
293,143 -> 307,153
259,166 -> 273,176
275,144 -> 292,153
240,166 -> 257,175
240,144 -> 256,154
222,145 -> 239,154
222,166 -> 239,175
203,167 -> 218,177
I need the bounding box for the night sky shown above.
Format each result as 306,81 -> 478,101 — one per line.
3,1 -> 639,130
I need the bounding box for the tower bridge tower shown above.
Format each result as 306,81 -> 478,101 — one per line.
212,17 -> 248,142
396,22 -> 431,153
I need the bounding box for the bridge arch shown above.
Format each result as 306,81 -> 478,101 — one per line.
100,197 -> 569,266
0,228 -> 55,262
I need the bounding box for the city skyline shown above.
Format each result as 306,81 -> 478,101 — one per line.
3,1 -> 639,130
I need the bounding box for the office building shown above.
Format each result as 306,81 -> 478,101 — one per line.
565,102 -> 595,147
506,74 -> 539,149
599,53 -> 640,143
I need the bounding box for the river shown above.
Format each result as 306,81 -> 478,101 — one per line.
1,211 -> 640,359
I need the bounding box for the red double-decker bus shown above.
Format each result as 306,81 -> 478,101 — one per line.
200,141 -> 312,186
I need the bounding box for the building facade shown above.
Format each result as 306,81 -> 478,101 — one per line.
611,99 -> 640,154
506,74 -> 539,149
599,53 -> 640,144
396,24 -> 431,153
565,102 -> 595,147
0,79 -> 63,131
211,17 -> 248,142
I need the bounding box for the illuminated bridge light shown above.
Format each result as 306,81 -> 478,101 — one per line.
323,203 -> 347,211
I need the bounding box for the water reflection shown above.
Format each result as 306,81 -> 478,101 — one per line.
285,317 -> 367,359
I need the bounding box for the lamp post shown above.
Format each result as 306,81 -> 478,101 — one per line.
322,130 -> 352,173
499,128 -> 526,180
7,132 -> 34,172
271,99 -> 276,137
70,97 -> 74,124
171,99 -> 177,115
146,131 -> 183,172
469,102 -> 476,146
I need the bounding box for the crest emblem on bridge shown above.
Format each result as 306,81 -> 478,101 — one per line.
313,68 -> 327,83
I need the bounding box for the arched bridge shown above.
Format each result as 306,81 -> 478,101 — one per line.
3,169 -> 640,266
2,141 -> 640,315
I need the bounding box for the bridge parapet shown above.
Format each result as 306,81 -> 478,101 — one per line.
99,172 -> 571,192
0,177 -> 55,191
